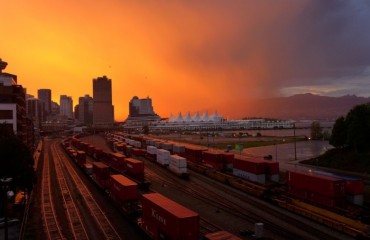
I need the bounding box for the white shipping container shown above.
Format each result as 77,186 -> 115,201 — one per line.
233,168 -> 265,184
154,141 -> 162,148
147,146 -> 157,155
169,155 -> 187,168
169,165 -> 187,175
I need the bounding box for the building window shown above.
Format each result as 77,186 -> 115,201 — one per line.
0,110 -> 13,119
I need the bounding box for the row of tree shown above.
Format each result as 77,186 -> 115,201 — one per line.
330,103 -> 370,153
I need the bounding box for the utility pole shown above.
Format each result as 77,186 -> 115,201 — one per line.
294,122 -> 297,160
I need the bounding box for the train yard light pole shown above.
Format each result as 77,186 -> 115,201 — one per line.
1,177 -> 14,240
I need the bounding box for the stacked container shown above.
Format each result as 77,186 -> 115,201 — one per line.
345,179 -> 364,205
232,157 -> 266,184
262,160 -> 279,182
169,155 -> 187,176
156,149 -> 171,166
92,162 -> 111,189
202,151 -> 223,171
110,174 -> 138,203
141,193 -> 199,240
76,151 -> 86,167
124,158 -> 145,181
287,170 -> 346,208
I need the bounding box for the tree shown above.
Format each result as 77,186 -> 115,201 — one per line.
310,121 -> 323,140
330,103 -> 370,152
0,124 -> 35,192
329,116 -> 347,147
345,104 -> 370,152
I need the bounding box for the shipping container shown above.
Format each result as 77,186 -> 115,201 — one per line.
233,157 -> 266,174
76,151 -> 86,167
156,149 -> 170,166
124,158 -> 145,180
147,146 -> 158,155
169,155 -> 187,168
168,164 -> 187,176
110,174 -> 138,201
173,145 -> 185,153
287,171 -> 345,197
92,162 -> 110,180
233,168 -> 265,184
141,193 -> 199,240
84,163 -> 93,175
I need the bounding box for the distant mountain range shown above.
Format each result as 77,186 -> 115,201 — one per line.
244,93 -> 370,120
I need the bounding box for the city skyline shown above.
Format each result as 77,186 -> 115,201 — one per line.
2,1 -> 370,121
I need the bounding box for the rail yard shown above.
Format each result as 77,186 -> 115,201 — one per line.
26,133 -> 370,239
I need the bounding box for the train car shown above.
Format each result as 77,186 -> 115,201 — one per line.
202,151 -> 224,171
124,158 -> 145,182
168,155 -> 189,179
109,152 -> 126,172
156,149 -> 171,166
76,150 -> 86,167
232,157 -> 266,184
140,193 -> 199,240
287,170 -> 346,208
109,174 -> 139,217
92,162 -> 111,189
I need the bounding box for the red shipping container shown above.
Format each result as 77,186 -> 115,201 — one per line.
124,158 -> 144,175
221,153 -> 234,164
203,151 -> 223,163
233,157 -> 266,174
345,180 -> 364,195
203,159 -> 223,171
92,162 -> 110,180
263,161 -> 279,174
93,147 -> 103,160
76,151 -> 86,167
141,193 -> 199,240
287,171 -> 345,197
86,145 -> 95,157
110,174 -> 138,201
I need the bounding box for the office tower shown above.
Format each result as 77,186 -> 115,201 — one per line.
60,95 -> 73,119
38,89 -> 51,121
78,94 -> 93,125
26,96 -> 44,129
93,76 -> 114,127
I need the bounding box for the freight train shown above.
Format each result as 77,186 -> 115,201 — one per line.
104,132 -> 370,239
61,137 -> 242,240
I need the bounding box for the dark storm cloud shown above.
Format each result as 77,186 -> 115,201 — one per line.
175,0 -> 370,96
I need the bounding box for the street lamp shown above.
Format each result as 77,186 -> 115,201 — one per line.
1,177 -> 14,240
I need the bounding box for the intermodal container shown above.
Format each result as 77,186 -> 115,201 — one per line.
92,162 -> 110,180
233,157 -> 266,174
156,149 -> 170,166
124,158 -> 144,176
141,193 -> 199,240
147,146 -> 157,155
169,155 -> 187,168
287,170 -> 345,197
110,174 -> 138,201
203,151 -> 223,163
76,151 -> 86,167
345,179 -> 364,195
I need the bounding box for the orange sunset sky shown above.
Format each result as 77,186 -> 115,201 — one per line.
2,1 -> 370,121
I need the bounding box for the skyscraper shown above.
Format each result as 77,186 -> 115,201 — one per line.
60,95 -> 73,119
78,94 -> 93,125
38,89 -> 51,121
93,76 -> 114,127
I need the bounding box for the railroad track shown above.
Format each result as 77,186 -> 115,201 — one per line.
51,144 -> 90,239
53,142 -> 122,240
41,146 -> 65,240
145,161 -> 344,240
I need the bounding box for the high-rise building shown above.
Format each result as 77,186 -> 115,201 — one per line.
60,95 -> 73,119
93,76 -> 114,127
26,96 -> 44,129
0,59 -> 34,149
78,94 -> 93,125
126,96 -> 160,125
38,89 -> 51,121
